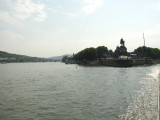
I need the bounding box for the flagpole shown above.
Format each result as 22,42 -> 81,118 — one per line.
143,33 -> 145,47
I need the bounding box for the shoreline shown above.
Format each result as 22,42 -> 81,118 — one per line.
72,59 -> 160,67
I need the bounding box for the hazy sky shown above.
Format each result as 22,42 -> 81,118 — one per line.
0,0 -> 160,57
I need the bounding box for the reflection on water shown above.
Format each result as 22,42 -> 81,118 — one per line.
0,63 -> 159,120
120,66 -> 159,120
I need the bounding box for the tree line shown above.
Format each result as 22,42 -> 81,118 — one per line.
134,46 -> 160,59
73,46 -> 112,61
72,46 -> 160,61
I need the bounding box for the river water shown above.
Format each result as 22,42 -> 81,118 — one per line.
0,62 -> 159,120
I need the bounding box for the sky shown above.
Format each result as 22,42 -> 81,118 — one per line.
0,0 -> 160,58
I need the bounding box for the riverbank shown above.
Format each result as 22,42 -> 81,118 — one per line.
75,59 -> 160,67
158,71 -> 160,120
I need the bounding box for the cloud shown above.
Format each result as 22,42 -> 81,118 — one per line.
5,0 -> 47,22
82,0 -> 103,14
0,11 -> 22,25
65,12 -> 78,17
52,9 -> 78,17
50,0 -> 103,16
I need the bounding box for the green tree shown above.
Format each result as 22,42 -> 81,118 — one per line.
108,49 -> 113,56
134,46 -> 160,59
62,56 -> 68,62
73,47 -> 96,61
96,46 -> 108,59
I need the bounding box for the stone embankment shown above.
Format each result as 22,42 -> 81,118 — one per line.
75,59 -> 160,67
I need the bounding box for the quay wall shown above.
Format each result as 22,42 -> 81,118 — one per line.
101,59 -> 154,67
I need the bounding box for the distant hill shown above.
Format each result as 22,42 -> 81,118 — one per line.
0,51 -> 53,63
50,54 -> 72,61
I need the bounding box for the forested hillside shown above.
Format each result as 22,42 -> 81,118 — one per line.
0,51 -> 53,62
